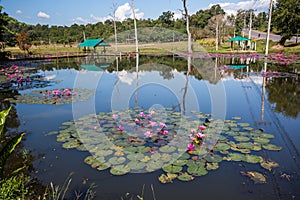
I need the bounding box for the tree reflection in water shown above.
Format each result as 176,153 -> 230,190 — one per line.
267,77 -> 300,118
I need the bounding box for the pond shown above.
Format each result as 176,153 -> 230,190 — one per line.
1,53 -> 300,200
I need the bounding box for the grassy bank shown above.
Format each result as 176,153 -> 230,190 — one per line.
4,40 -> 300,57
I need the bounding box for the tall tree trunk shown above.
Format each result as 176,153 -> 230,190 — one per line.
182,0 -> 192,53
131,0 -> 139,71
279,36 -> 287,46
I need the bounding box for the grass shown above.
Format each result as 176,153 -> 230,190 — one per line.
4,40 -> 300,58
46,173 -> 96,200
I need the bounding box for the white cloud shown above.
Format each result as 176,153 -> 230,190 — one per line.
73,17 -> 90,24
210,0 -> 271,15
37,11 -> 50,19
173,11 -> 183,20
90,14 -> 112,22
115,3 -> 144,21
72,2 -> 144,25
16,10 -> 22,14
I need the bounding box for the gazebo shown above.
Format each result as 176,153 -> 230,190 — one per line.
78,38 -> 110,53
227,36 -> 251,51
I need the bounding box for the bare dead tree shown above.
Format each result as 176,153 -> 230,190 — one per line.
182,0 -> 192,53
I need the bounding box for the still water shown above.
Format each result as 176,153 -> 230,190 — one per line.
1,54 -> 300,200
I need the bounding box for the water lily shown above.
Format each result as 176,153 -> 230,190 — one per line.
118,125 -> 123,131
189,134 -> 195,141
160,122 -> 166,128
198,125 -> 206,131
112,114 -> 118,119
149,121 -> 157,127
134,118 -> 139,123
52,89 -> 61,95
64,89 -> 72,95
139,112 -> 145,117
191,129 -> 196,133
196,132 -> 205,138
144,131 -> 153,137
150,110 -> 155,115
162,130 -> 168,135
187,143 -> 195,151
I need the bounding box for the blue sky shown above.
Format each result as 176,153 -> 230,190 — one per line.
1,0 -> 270,26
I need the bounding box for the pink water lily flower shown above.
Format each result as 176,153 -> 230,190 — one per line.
189,134 -> 195,141
64,89 -> 72,95
118,125 -> 123,131
196,132 -> 205,138
150,110 -> 155,115
52,89 -> 61,95
187,143 -> 195,151
149,121 -> 157,127
191,129 -> 196,133
162,130 -> 168,135
139,112 -> 145,117
160,122 -> 166,128
144,131 -> 153,137
198,125 -> 206,131
134,118 -> 139,123
112,114 -> 118,119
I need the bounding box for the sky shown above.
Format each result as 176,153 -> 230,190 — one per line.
1,0 -> 271,26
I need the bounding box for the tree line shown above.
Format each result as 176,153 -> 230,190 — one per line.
0,0 -> 299,52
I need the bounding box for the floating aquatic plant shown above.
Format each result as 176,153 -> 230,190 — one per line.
50,108 -> 282,184
4,88 -> 94,104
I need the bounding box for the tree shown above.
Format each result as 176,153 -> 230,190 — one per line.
16,32 -> 32,53
158,11 -> 174,27
273,0 -> 300,45
182,0 -> 192,53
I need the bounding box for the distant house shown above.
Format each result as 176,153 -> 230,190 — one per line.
78,38 -> 110,52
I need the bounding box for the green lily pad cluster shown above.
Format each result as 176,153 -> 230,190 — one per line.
4,88 -> 94,104
50,109 -> 282,184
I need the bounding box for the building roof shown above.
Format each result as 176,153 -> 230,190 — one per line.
78,38 -> 110,48
227,35 -> 250,42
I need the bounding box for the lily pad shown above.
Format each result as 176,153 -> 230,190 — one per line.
260,133 -> 275,139
108,157 -> 126,165
253,137 -> 270,144
172,159 -> 188,166
204,154 -> 223,163
187,162 -> 207,176
244,154 -> 263,164
260,160 -> 279,171
241,171 -> 266,184
262,144 -> 282,151
177,173 -> 195,182
226,153 -> 245,162
159,146 -> 176,153
127,161 -> 146,170
162,164 -> 182,174
62,140 -> 80,149
110,165 -> 130,175
233,136 -> 250,142
236,142 -> 254,149
206,162 -> 219,170
97,163 -> 111,171
158,173 -> 178,184
127,153 -> 144,161
214,142 -> 231,151
146,160 -> 164,172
